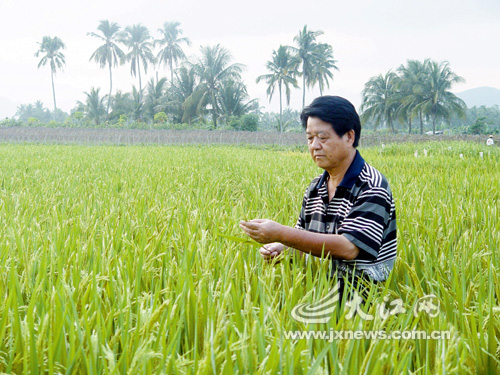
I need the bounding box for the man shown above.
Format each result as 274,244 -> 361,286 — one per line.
240,96 -> 397,299
487,135 -> 494,146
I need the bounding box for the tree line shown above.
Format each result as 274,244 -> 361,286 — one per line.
25,22 -> 338,131
361,59 -> 468,135
10,23 -> 498,134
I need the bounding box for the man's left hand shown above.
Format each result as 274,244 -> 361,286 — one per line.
239,219 -> 283,244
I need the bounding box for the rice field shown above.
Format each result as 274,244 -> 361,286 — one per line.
0,141 -> 498,374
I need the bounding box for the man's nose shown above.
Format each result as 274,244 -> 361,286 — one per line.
311,138 -> 321,149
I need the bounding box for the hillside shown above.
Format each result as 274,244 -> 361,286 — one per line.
455,86 -> 500,108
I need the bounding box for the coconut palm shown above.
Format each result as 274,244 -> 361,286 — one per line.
120,24 -> 155,103
194,44 -> 243,129
256,45 -> 298,132
165,64 -> 200,124
80,87 -> 107,125
395,60 -> 428,134
291,25 -> 323,108
130,86 -> 144,121
108,90 -> 134,122
361,70 -> 399,132
35,36 -> 66,113
217,78 -> 256,124
15,101 -> 52,123
155,22 -> 191,84
88,20 -> 125,116
417,60 -> 466,134
144,77 -> 168,121
311,43 -> 339,96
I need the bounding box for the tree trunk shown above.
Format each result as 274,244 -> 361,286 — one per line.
211,92 -> 217,129
432,106 -> 437,134
388,113 -> 394,133
279,81 -> 283,133
137,58 -> 143,121
302,70 -> 306,108
138,58 -> 142,101
170,59 -> 174,85
51,66 -> 57,115
419,111 -> 424,135
408,116 -> 412,134
211,108 -> 217,129
107,61 -> 112,118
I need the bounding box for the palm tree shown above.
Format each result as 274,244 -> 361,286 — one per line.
120,24 -> 155,103
311,43 -> 339,96
88,20 -> 125,116
155,22 -> 191,84
130,86 -> 144,121
181,88 -> 205,125
217,78 -> 256,124
108,90 -> 134,122
194,44 -> 243,129
35,36 -> 65,114
80,87 -> 107,125
417,60 -> 466,134
16,101 -> 51,122
144,77 -> 168,121
256,45 -> 298,132
291,25 -> 323,108
396,60 -> 428,134
360,70 -> 399,132
167,64 -> 199,124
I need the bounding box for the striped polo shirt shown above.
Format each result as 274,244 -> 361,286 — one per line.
295,150 -> 397,282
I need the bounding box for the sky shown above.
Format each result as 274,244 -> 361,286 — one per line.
1,0 -> 500,119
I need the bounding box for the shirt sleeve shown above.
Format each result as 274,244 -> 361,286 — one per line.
337,186 -> 392,260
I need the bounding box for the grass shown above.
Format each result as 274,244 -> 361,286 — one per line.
0,141 -> 498,374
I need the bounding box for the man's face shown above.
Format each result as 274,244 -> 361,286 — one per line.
306,116 -> 354,172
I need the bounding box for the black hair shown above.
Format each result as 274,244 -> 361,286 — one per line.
300,96 -> 361,148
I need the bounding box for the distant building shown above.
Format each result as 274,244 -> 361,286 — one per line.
425,130 -> 445,135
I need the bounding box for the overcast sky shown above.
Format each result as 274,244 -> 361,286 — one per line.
1,0 -> 499,118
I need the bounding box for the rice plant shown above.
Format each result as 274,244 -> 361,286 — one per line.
0,142 -> 498,374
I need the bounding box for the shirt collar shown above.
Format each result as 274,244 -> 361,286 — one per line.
314,149 -> 365,191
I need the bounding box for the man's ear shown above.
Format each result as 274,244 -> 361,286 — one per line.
345,129 -> 355,145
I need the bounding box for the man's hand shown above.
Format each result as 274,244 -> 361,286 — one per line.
259,242 -> 285,262
239,219 -> 283,244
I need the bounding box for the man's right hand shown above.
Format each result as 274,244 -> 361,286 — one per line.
259,242 -> 285,262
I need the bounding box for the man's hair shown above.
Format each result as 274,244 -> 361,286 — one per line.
300,96 -> 361,148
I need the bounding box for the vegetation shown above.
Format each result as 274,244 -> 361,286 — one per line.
290,26 -> 339,108
155,21 -> 191,85
26,23 -> 342,132
19,25 -> 498,134
361,59 -> 466,134
193,45 -> 244,129
451,105 -> 500,134
88,20 -> 125,117
360,71 -> 399,133
79,87 -> 107,126
120,24 -> 156,105
0,142 -> 498,373
35,36 -> 66,114
256,46 -> 299,132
